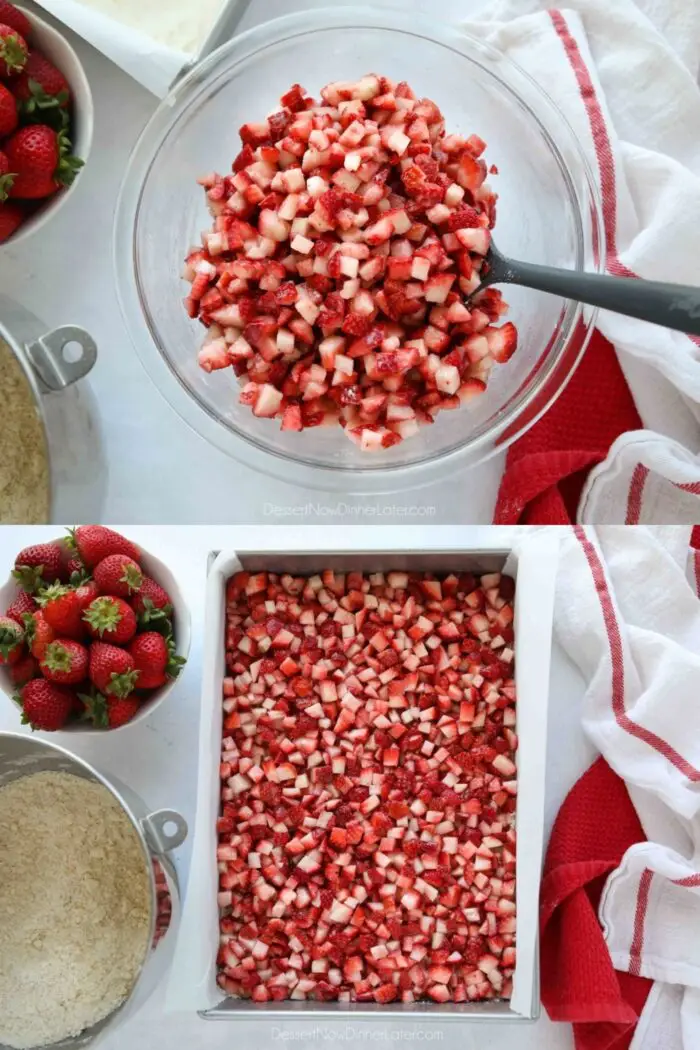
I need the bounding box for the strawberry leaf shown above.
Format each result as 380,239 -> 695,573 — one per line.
0,171 -> 15,202
35,583 -> 70,607
0,35 -> 27,74
106,670 -> 140,699
55,129 -> 83,188
0,622 -> 22,659
166,637 -> 186,679
79,688 -> 109,728
12,564 -> 51,593
136,597 -> 174,634
18,82 -> 70,131
20,612 -> 36,641
69,567 -> 91,586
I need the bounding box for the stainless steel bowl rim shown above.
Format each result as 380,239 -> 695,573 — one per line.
0,300 -> 97,515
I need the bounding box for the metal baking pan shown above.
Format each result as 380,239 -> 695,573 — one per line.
168,528 -> 558,1022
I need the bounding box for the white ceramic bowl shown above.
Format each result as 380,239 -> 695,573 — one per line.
0,534 -> 191,734
2,6 -> 93,247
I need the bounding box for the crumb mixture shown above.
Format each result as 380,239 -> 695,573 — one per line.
0,770 -> 151,1049
0,337 -> 50,523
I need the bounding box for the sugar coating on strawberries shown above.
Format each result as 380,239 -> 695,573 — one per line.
184,76 -> 518,451
217,569 -> 517,1004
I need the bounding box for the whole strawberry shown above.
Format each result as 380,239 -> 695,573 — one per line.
89,642 -> 139,698
94,554 -> 143,598
40,638 -> 88,685
129,631 -> 185,690
0,22 -> 27,77
10,652 -> 37,687
0,199 -> 22,242
132,576 -> 174,626
19,678 -> 74,731
83,596 -> 137,645
4,125 -> 82,200
37,584 -> 85,639
105,695 -> 140,728
69,526 -> 140,571
66,555 -> 86,578
14,50 -> 71,114
5,590 -> 37,626
23,609 -> 55,661
13,542 -> 63,591
0,2 -> 31,38
0,86 -> 17,141
74,578 -> 99,613
0,615 -> 23,666
82,690 -> 140,729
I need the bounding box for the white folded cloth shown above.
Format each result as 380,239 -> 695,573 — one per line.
464,0 -> 700,523
556,525 -> 700,1049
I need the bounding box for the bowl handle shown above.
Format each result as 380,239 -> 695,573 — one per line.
141,809 -> 188,854
25,325 -> 97,392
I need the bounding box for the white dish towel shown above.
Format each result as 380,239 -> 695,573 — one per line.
556,525 -> 700,1050
463,0 -> 700,524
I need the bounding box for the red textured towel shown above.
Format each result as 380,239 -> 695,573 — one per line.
540,757 -> 653,1050
493,331 -> 642,524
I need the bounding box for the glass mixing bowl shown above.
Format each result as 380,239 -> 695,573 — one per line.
114,7 -> 603,494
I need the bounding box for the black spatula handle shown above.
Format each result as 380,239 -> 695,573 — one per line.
506,261 -> 700,336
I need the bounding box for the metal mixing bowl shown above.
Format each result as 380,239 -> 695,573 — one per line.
0,732 -> 187,1050
0,295 -> 103,522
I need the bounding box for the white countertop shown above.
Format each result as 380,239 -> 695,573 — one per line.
1,0 -> 506,526
0,525 -> 596,1050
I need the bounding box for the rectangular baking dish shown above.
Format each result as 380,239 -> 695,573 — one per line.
168,527 -> 558,1021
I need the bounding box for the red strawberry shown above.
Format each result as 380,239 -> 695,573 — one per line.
74,578 -> 99,613
0,86 -> 17,140
88,642 -> 139,698
0,615 -> 23,665
486,321 -> 518,364
0,199 -> 22,242
5,590 -> 37,626
66,555 -> 86,577
132,576 -> 173,625
40,638 -> 88,685
129,631 -> 184,689
447,206 -> 480,231
14,50 -> 71,112
82,689 -> 140,729
19,678 -> 74,731
0,2 -> 31,38
135,668 -> 168,690
129,631 -> 167,674
4,125 -> 82,200
106,695 -> 140,728
65,558 -> 86,583
13,542 -> 63,591
22,610 -> 55,660
83,596 -> 137,645
0,23 -> 27,77
94,554 -> 143,598
69,525 -> 140,570
37,584 -> 85,639
10,652 -> 37,686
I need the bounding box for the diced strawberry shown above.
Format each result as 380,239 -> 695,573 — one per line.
485,322 -> 518,364
187,76 -> 513,450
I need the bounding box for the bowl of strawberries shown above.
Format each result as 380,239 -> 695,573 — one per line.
0,525 -> 190,732
0,1 -> 92,245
